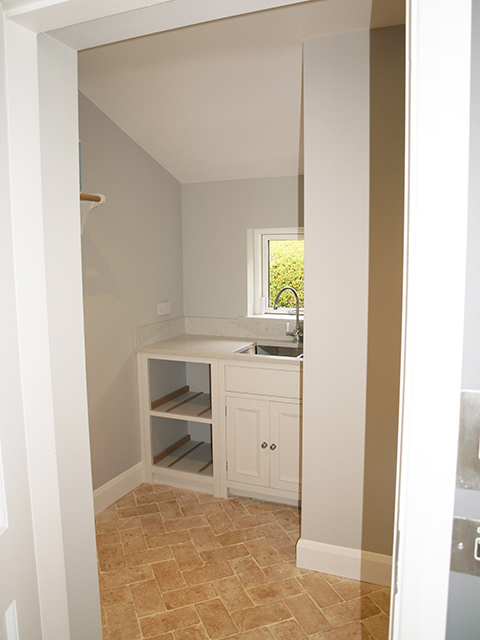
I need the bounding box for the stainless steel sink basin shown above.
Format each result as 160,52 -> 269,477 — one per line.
234,343 -> 303,358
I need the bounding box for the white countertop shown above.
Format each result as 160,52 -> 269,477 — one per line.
136,334 -> 302,366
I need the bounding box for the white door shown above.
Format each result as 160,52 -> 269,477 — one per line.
0,13 -> 42,638
226,396 -> 270,487
269,402 -> 302,492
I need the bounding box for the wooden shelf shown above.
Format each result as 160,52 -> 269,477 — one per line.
151,386 -> 212,422
153,436 -> 213,476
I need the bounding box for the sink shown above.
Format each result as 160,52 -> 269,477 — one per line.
234,342 -> 303,358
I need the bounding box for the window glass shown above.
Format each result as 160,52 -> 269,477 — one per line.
268,239 -> 304,309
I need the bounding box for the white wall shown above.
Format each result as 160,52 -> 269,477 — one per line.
79,93 -> 184,490
38,39 -> 102,640
301,29 -> 370,555
182,176 -> 303,318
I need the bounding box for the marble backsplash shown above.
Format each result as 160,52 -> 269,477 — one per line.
135,315 -> 300,349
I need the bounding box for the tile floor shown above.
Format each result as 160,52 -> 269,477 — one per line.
96,483 -> 390,640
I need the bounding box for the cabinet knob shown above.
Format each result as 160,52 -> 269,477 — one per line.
261,442 -> 268,449
270,443 -> 277,451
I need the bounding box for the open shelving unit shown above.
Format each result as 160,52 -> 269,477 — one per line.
151,385 -> 212,422
138,354 -> 216,491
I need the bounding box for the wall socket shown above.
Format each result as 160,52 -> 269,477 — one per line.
157,301 -> 171,316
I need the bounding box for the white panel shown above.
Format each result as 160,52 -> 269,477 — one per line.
269,402 -> 301,492
225,365 -> 301,399
226,397 -> 269,486
0,441 -> 7,535
0,601 -> 19,640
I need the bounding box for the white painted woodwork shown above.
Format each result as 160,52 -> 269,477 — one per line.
225,395 -> 301,494
226,396 -> 270,487
225,364 -> 301,399
137,352 -> 219,496
269,401 -> 302,492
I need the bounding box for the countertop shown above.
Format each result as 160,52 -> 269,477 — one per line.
136,334 -> 302,366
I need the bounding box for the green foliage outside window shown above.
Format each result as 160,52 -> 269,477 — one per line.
268,240 -> 304,308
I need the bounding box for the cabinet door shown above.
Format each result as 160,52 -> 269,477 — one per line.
226,396 -> 270,487
269,402 -> 302,492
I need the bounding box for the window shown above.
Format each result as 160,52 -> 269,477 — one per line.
250,228 -> 304,315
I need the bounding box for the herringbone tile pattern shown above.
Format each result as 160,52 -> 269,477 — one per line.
96,483 -> 390,639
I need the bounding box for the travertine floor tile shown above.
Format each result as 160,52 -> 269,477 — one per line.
269,618 -> 309,639
195,598 -> 238,638
96,483 -> 390,640
200,543 -> 249,565
232,601 -> 291,632
247,578 -> 303,605
172,541 -> 204,571
230,556 -> 268,589
100,584 -> 133,607
309,621 -> 375,640
105,602 -> 141,640
126,546 -> 173,567
284,593 -> 332,635
362,612 -> 390,640
297,572 -> 344,608
98,543 -> 126,572
369,588 -> 391,615
101,565 -> 154,589
183,561 -> 234,586
212,576 -> 254,614
120,527 -> 148,554
332,578 -> 384,601
230,629 -> 274,640
163,583 -> 217,610
131,579 -> 165,617
174,627 -> 208,640
322,595 -> 381,627
190,526 -> 220,552
244,538 -> 283,567
153,559 -> 187,592
140,513 -> 167,537
140,606 -> 200,637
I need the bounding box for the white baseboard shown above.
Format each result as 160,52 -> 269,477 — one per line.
296,537 -> 392,587
93,462 -> 145,515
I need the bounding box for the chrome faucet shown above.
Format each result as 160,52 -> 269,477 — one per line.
273,286 -> 303,343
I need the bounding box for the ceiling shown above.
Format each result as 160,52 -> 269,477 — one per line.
78,0 -> 405,184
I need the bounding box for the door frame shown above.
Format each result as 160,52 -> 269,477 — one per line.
2,0 -> 473,638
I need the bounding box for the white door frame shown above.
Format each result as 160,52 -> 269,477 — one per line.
391,0 -> 472,637
2,0 -> 473,638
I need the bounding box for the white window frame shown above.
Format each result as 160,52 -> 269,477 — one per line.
249,227 -> 304,316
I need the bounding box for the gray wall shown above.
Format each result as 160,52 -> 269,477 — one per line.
182,176 -> 303,318
79,93 -> 184,490
363,25 -> 405,555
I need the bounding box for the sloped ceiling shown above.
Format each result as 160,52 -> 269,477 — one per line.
78,0 -> 405,184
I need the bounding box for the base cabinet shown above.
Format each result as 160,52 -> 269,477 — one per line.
226,395 -> 301,494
